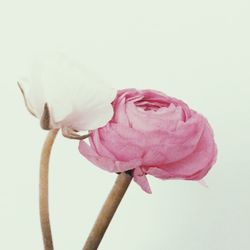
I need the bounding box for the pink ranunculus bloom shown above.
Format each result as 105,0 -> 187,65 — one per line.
79,89 -> 217,193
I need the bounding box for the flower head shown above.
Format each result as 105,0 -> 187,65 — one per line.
79,89 -> 217,193
18,53 -> 117,139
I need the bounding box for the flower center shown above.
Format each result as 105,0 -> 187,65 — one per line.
134,100 -> 169,111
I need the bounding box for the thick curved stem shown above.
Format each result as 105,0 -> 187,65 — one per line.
83,172 -> 132,250
40,129 -> 59,250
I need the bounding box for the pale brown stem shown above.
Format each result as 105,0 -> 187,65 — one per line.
83,172 -> 132,250
40,129 -> 59,250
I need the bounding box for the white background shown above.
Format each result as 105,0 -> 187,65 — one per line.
0,0 -> 250,249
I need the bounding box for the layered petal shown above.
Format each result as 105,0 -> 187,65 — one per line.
96,123 -> 146,161
126,102 -> 183,132
145,119 -> 217,180
79,140 -> 142,172
141,113 -> 206,165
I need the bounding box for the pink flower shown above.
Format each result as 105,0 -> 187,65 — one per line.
79,89 -> 217,193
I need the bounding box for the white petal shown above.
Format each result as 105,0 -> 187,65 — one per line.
18,78 -> 44,118
63,91 -> 116,131
20,52 -> 117,131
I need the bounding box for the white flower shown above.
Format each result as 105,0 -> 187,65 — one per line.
18,53 -> 117,139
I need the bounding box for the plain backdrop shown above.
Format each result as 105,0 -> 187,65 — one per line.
0,0 -> 250,249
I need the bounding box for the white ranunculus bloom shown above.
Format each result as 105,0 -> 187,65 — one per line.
18,53 -> 117,139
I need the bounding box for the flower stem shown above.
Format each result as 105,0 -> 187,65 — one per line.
83,172 -> 132,250
40,129 -> 59,250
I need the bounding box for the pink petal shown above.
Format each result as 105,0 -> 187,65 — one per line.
89,129 -> 116,160
79,140 -> 116,171
126,101 -> 183,132
141,114 -> 205,165
133,168 -> 152,194
98,123 -> 145,161
138,89 -> 192,119
79,140 -> 142,173
146,119 -> 217,180
112,94 -> 130,126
